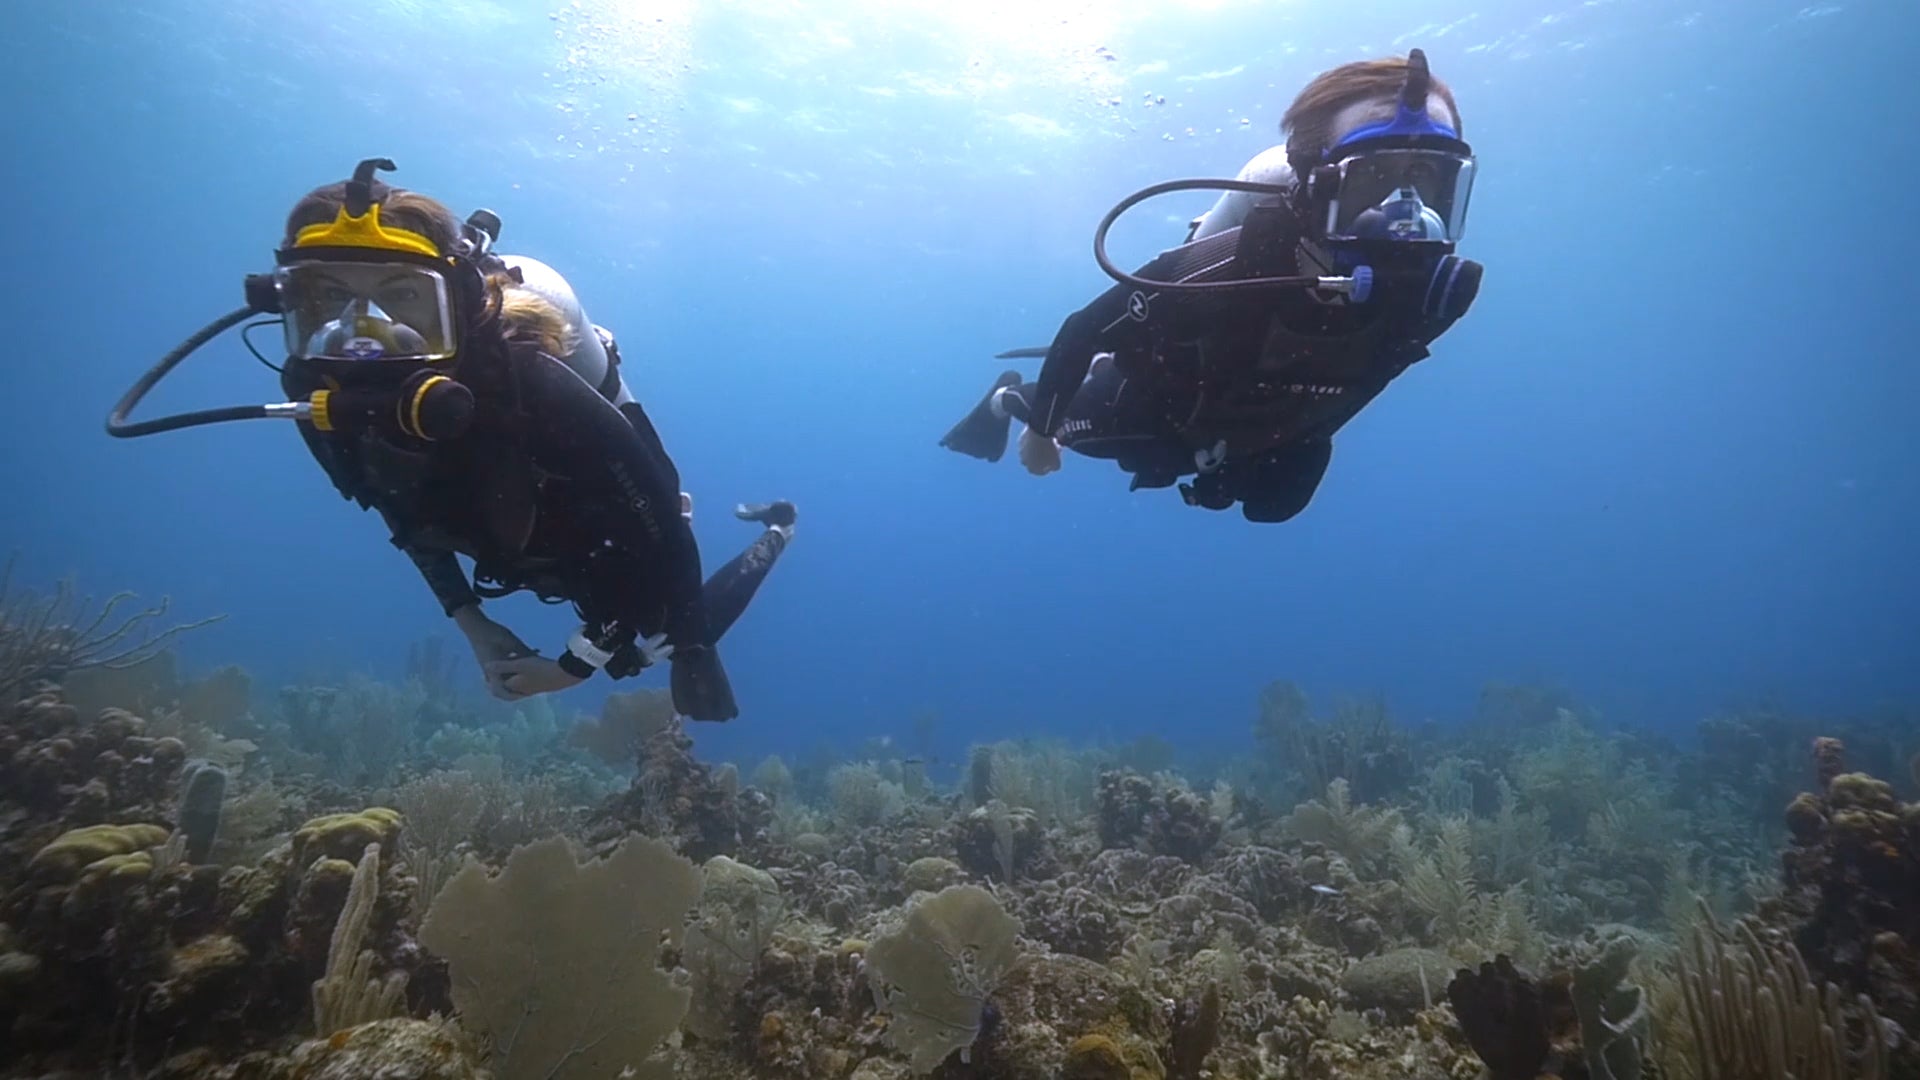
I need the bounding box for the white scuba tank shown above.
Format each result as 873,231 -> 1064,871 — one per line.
495,253 -> 692,519
1187,145 -> 1296,242
495,253 -> 636,408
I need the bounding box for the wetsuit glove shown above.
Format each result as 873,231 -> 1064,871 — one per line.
670,644 -> 738,722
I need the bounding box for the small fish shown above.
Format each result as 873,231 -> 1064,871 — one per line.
1309,884 -> 1343,897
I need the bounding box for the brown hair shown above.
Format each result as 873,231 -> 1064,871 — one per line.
280,183 -> 575,356
282,184 -> 466,255
497,277 -> 576,358
1282,56 -> 1461,171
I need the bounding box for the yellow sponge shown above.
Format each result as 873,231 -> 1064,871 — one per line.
292,808 -> 403,866
30,824 -> 171,882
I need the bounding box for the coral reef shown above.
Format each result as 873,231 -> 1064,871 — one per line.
3,612 -> 1916,1080
3,774 -> 432,1072
1447,955 -> 1552,1080
1,695 -> 188,879
419,833 -> 700,1079
1762,737 -> 1918,1077
866,883 -> 1022,1071
0,566 -> 220,704
595,715 -> 762,861
686,854 -> 786,1040
1675,899 -> 1887,1080
954,801 -> 1054,882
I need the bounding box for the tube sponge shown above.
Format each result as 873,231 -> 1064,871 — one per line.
178,761 -> 227,864
866,884 -> 1022,1074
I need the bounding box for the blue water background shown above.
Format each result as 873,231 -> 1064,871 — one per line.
1,0 -> 1914,769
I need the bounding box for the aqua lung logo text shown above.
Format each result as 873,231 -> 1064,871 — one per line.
607,462 -> 662,541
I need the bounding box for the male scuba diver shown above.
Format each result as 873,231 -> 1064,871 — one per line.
107,158 -> 795,721
941,49 -> 1483,523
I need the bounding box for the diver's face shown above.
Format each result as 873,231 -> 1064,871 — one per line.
291,265 -> 445,340
278,259 -> 457,363
309,268 -> 428,314
1320,148 -> 1473,244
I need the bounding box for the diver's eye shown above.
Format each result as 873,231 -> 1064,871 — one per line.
321,285 -> 356,305
379,286 -> 422,305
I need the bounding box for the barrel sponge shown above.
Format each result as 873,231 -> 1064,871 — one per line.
866,884 -> 1023,1074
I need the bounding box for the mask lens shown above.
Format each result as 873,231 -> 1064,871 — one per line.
278,261 -> 456,361
1325,149 -> 1474,242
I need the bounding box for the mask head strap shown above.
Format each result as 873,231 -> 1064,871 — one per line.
1400,48 -> 1431,116
344,157 -> 395,217
1328,48 -> 1464,154
288,158 -> 440,259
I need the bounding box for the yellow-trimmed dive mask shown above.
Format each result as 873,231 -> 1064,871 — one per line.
276,256 -> 458,362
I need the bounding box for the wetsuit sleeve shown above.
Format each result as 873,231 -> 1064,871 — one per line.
369,508 -> 478,616
514,352 -> 708,655
403,545 -> 479,616
1027,230 -> 1243,437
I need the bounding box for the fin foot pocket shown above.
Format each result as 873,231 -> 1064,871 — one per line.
939,371 -> 1023,462
734,500 -> 797,528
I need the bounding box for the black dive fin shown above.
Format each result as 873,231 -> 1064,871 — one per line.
671,645 -> 738,722
939,371 -> 1023,462
993,346 -> 1049,360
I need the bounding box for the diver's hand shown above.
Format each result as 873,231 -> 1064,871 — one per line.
606,632 -> 676,679
452,605 -> 536,700
484,656 -> 585,701
670,645 -> 738,722
1018,428 -> 1063,476
638,631 -> 676,667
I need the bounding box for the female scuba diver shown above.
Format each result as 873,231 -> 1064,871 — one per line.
941,49 -> 1483,523
107,158 -> 794,721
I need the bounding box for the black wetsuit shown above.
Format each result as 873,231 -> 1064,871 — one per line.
1014,204 -> 1469,521
284,328 -> 781,718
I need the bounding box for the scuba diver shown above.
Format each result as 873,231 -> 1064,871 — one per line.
941,49 -> 1483,523
107,158 -> 796,721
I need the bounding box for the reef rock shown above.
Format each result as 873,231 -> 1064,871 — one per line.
1339,948 -> 1459,1014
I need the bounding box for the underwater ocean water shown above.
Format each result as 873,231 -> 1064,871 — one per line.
2,0 -> 1919,1078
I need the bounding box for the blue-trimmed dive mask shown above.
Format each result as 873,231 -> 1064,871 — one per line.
1308,77 -> 1476,245
1320,142 -> 1474,243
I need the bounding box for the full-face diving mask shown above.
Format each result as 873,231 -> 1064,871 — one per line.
107,157 -> 503,442
276,258 -> 458,362
1306,66 -> 1475,246
1281,51 -> 1480,319
273,176 -> 469,363
1085,48 -> 1479,322
1316,146 -> 1473,243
